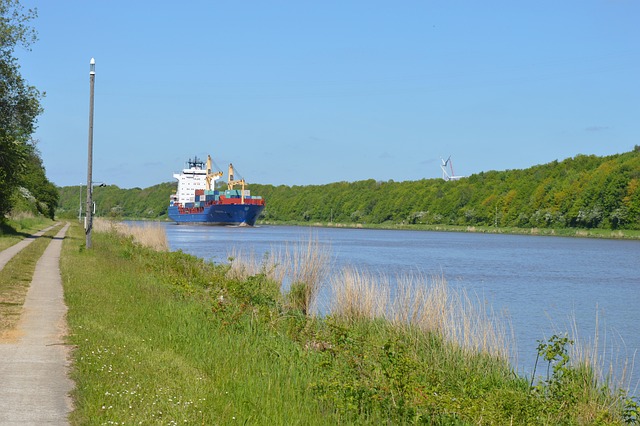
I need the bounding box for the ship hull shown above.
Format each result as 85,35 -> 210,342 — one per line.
168,203 -> 265,226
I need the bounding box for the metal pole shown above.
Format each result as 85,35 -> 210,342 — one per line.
86,58 -> 95,248
78,184 -> 82,222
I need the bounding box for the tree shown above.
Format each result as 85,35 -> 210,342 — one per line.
20,142 -> 58,218
0,0 -> 42,217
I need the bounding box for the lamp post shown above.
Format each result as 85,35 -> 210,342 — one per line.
85,58 -> 96,248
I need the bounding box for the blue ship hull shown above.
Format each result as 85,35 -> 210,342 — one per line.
168,203 -> 265,226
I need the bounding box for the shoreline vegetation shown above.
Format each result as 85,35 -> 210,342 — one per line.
90,215 -> 640,240
258,219 -> 640,240
56,150 -> 640,238
55,219 -> 637,424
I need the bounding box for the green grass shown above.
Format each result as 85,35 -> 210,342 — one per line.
61,223 -> 337,425
0,222 -> 64,334
60,222 -> 637,425
0,216 -> 56,251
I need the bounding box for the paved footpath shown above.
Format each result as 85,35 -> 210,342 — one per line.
0,224 -> 58,271
0,223 -> 74,425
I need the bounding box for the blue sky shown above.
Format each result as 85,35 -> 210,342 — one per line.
17,1 -> 640,189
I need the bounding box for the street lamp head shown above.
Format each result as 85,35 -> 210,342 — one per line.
90,57 -> 95,75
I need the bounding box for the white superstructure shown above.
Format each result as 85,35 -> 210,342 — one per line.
170,156 -> 222,205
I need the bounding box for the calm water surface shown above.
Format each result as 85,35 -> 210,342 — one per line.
163,223 -> 640,390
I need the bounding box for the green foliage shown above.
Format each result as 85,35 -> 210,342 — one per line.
623,396 -> 640,424
532,335 -> 575,401
56,182 -> 176,220
254,151 -> 640,230
225,272 -> 280,309
17,143 -> 58,218
55,150 -> 640,230
527,335 -> 639,424
0,0 -> 43,218
286,281 -> 309,314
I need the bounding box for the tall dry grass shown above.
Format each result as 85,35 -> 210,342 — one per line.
226,238 -> 331,315
92,218 -> 169,251
331,268 -> 512,359
330,267 -> 390,320
228,240 -> 511,358
567,312 -> 638,397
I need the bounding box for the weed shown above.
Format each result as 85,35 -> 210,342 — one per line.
623,396 -> 639,424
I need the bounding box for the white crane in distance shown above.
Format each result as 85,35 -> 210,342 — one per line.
441,156 -> 464,181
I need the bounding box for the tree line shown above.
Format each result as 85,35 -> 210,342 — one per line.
57,148 -> 640,230
0,0 -> 58,221
252,149 -> 640,229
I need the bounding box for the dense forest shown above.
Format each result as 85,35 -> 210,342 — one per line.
57,182 -> 176,221
254,149 -> 640,229
0,1 -> 58,221
57,149 -> 640,230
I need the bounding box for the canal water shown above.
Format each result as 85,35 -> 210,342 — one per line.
162,223 -> 640,392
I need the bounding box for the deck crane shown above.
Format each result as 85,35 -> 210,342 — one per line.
205,155 -> 223,191
227,163 -> 247,204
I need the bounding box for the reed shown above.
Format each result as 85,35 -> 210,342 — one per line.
436,282 -> 510,359
390,272 -> 449,334
279,238 -> 331,315
331,268 -> 512,360
226,238 -> 331,315
92,218 -> 169,251
231,241 -> 512,359
225,247 -> 272,280
330,267 -> 389,320
568,312 -> 639,400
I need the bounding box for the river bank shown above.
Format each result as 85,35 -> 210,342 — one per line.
258,219 -> 640,240
58,221 -> 637,424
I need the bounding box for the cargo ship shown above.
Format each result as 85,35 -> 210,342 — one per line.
168,155 -> 265,226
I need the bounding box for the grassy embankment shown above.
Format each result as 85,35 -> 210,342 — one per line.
0,214 -> 56,251
0,217 -> 59,335
58,219 -> 639,424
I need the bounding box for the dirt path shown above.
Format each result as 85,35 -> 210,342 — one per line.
0,223 -> 74,425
